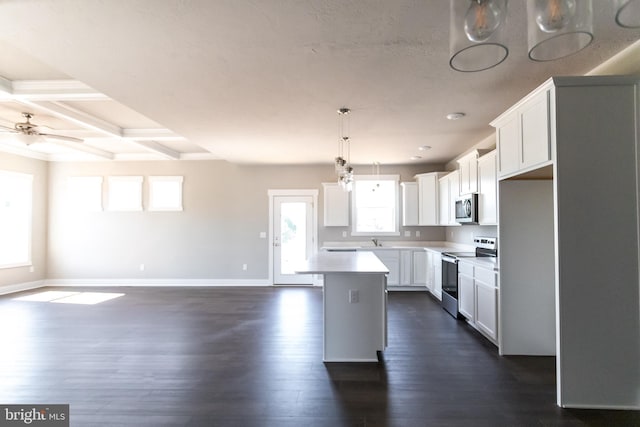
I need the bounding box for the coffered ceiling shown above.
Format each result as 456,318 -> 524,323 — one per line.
0,1 -> 637,164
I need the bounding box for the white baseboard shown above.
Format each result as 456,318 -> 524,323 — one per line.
0,280 -> 45,296
43,278 -> 271,287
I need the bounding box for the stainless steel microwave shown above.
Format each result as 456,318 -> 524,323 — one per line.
455,193 -> 478,224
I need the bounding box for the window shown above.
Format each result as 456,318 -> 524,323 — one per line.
67,176 -> 103,211
0,171 -> 33,268
351,175 -> 399,236
148,176 -> 183,211
108,176 -> 143,211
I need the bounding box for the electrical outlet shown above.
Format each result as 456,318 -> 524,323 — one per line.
342,231 -> 347,238
259,232 -> 266,238
349,289 -> 359,303
404,230 -> 411,237
416,230 -> 421,237
242,264 -> 248,271
29,266 -> 34,273
139,264 -> 145,271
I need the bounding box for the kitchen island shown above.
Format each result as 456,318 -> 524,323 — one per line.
296,251 -> 388,362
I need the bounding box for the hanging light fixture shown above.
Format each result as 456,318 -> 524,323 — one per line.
527,0 -> 593,61
449,0 -> 509,72
615,0 -> 640,28
335,108 -> 354,192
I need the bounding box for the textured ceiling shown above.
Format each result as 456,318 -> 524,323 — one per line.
0,1 -> 637,164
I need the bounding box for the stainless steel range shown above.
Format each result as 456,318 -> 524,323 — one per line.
441,237 -> 497,319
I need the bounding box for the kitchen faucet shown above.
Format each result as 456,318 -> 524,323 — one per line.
371,238 -> 380,247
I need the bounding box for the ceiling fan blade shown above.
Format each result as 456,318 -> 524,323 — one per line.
0,124 -> 17,132
40,133 -> 84,143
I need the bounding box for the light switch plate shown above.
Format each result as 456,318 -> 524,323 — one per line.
259,232 -> 267,238
404,230 -> 411,237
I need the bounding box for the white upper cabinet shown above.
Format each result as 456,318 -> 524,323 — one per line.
400,182 -> 419,226
438,170 -> 459,226
457,150 -> 479,195
415,172 -> 446,226
322,182 -> 349,226
492,84 -> 553,179
477,150 -> 497,225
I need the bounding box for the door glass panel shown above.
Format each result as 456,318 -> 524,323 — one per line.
279,202 -> 307,275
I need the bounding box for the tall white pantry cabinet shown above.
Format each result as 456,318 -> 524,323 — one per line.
491,76 -> 640,410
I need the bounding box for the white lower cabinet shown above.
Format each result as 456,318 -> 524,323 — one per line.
475,280 -> 497,340
458,262 -> 475,319
412,250 -> 427,286
363,249 -> 429,289
371,250 -> 399,286
425,249 -> 443,299
458,260 -> 499,344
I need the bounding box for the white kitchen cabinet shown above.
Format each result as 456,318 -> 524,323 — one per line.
322,183 -> 349,226
458,260 -> 499,344
426,249 -> 443,299
477,150 -> 497,225
493,77 -> 640,409
458,262 -> 475,320
415,172 -> 446,226
400,182 -> 419,226
457,150 -> 479,195
493,86 -> 552,179
367,249 -> 399,286
399,250 -> 413,286
475,279 -> 497,341
438,171 -> 459,226
412,250 -> 427,286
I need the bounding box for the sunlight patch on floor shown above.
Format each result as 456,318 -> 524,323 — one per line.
15,291 -> 124,305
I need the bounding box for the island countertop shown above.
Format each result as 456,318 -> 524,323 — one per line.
296,251 -> 389,274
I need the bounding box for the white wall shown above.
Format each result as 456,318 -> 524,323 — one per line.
46,160 -> 446,282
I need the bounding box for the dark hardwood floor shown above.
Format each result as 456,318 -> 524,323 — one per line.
0,286 -> 638,426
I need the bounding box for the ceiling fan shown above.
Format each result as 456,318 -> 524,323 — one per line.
0,112 -> 83,145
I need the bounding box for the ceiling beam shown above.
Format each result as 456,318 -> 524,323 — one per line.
0,76 -> 190,161
130,140 -> 181,160
17,100 -> 124,137
121,128 -> 186,141
49,139 -> 114,160
11,80 -> 108,101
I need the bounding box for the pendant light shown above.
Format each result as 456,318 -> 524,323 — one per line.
615,0 -> 640,28
527,0 -> 593,61
335,108 -> 354,192
449,0 -> 508,72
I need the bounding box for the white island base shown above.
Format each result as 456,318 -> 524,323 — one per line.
296,251 -> 388,362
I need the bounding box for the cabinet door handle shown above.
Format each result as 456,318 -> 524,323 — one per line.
274,243 -> 280,247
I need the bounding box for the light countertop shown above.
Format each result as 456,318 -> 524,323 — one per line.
458,256 -> 499,272
296,251 -> 389,274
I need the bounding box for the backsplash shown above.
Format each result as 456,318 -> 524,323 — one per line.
446,225 -> 497,245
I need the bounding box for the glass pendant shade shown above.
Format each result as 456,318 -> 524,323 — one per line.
15,133 -> 44,146
615,0 -> 640,28
527,0 -> 593,61
449,0 -> 508,72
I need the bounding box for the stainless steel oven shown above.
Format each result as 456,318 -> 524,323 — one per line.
441,237 -> 497,319
441,251 -> 475,318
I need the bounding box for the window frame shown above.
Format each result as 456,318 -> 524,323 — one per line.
350,174 -> 400,237
67,176 -> 103,212
148,176 -> 184,212
0,170 -> 33,269
107,176 -> 143,212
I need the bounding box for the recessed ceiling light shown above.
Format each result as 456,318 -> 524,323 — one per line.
418,145 -> 431,151
446,112 -> 466,120
410,155 -> 422,160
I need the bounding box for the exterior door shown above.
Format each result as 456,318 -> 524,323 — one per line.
273,196 -> 314,285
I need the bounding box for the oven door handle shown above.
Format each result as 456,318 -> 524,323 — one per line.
442,255 -> 458,263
